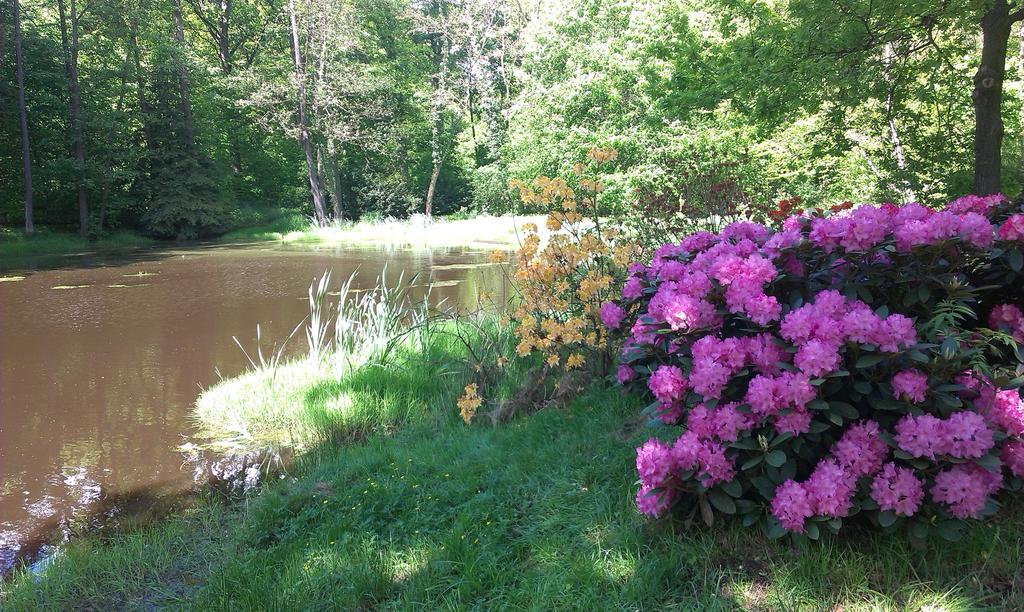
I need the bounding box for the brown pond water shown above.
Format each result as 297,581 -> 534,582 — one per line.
0,241 -> 509,574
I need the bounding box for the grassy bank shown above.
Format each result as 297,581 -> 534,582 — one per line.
225,213 -> 546,250
4,312 -> 1024,608
0,227 -> 153,259
5,383 -> 1024,607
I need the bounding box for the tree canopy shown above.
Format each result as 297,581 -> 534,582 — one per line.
3,0 -> 1024,238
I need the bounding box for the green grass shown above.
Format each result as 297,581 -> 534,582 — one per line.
218,209 -> 311,242
5,329 -> 1024,609
0,227 -> 153,259
222,213 -> 546,249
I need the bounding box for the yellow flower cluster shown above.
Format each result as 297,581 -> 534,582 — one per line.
457,383 -> 482,424
586,147 -> 618,163
505,147 -> 638,373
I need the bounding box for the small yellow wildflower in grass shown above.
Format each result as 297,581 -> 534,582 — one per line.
457,383 -> 482,424
566,353 -> 585,369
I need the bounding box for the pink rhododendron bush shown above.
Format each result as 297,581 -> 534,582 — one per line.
608,194 -> 1024,543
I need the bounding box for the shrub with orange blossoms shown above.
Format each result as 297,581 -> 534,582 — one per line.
507,148 -> 639,374
458,383 -> 482,424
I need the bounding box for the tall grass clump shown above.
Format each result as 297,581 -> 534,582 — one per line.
195,265 -> 511,448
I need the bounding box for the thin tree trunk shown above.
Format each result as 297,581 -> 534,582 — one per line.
288,0 -> 326,224
173,0 -> 196,152
13,0 -> 33,234
425,160 -> 441,218
973,2 -> 1023,195
58,0 -> 89,236
331,153 -> 343,220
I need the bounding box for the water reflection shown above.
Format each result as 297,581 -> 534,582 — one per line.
0,242 -> 509,574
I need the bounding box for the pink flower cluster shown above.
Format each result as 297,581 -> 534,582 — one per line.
891,370 -> 929,403
600,301 -> 627,329
805,202 -> 999,253
998,214 -> 1024,241
780,291 -> 917,371
770,421 -> 889,532
617,194 -> 1024,534
870,463 -> 925,516
989,304 -> 1024,343
894,411 -> 994,459
931,465 -> 1002,519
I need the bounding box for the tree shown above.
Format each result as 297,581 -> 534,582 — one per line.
57,0 -> 89,236
417,0 -> 457,218
974,1 -> 1024,195
183,0 -> 277,172
287,0 -> 327,224
12,0 -> 34,234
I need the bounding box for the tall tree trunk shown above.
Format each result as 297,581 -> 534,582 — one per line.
13,0 -> 33,234
173,0 -> 196,152
331,154 -> 343,221
58,0 -> 89,236
288,0 -> 326,225
425,26 -> 448,218
425,159 -> 441,218
973,2 -> 1023,195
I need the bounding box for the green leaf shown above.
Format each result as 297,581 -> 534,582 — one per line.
940,337 -> 958,361
854,381 -> 873,394
878,510 -> 897,528
722,479 -> 743,498
808,399 -> 830,411
856,354 -> 885,368
909,350 -> 930,364
829,401 -> 859,419
741,455 -> 764,471
936,520 -> 963,542
766,450 -> 787,468
805,522 -> 820,540
976,453 -> 1002,472
917,285 -> 931,303
708,489 -> 736,514
763,518 -> 787,540
1009,248 -> 1023,272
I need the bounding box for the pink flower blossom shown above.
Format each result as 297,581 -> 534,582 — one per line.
771,480 -> 814,533
616,364 -> 636,385
600,301 -> 626,329
988,304 -> 1024,342
997,214 -> 1024,241
874,314 -> 917,352
945,411 -> 994,459
931,464 -> 1002,519
622,277 -> 644,300
805,459 -> 856,518
894,414 -> 949,459
636,438 -> 675,488
794,339 -> 842,376
989,389 -> 1024,436
636,484 -> 675,517
774,407 -> 812,434
648,365 -> 687,404
832,420 -> 887,477
958,212 -> 995,248
892,370 -> 928,404
1001,441 -> 1024,478
870,462 -> 925,516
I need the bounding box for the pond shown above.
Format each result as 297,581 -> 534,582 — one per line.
0,241 -> 510,574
